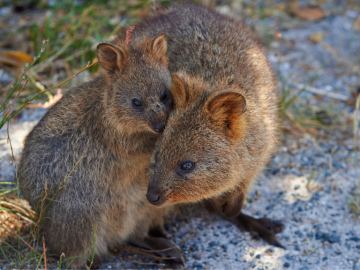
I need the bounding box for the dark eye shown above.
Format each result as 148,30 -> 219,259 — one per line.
160,91 -> 168,101
180,161 -> 195,172
132,98 -> 142,108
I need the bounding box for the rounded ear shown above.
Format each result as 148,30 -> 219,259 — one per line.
97,43 -> 127,73
170,74 -> 188,108
149,33 -> 168,66
206,92 -> 247,140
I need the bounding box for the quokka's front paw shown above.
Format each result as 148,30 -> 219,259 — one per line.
204,189 -> 245,218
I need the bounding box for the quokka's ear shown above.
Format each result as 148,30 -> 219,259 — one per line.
97,43 -> 127,72
149,33 -> 168,66
206,92 -> 247,140
170,74 -> 188,108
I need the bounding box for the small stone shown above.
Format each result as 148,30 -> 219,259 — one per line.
221,230 -> 228,235
282,235 -> 290,241
221,244 -> 228,252
285,254 -> 294,261
309,32 -> 324,43
255,254 -> 261,259
294,185 -> 300,190
250,251 -> 255,257
348,236 -> 360,242
322,256 -> 327,261
192,253 -> 201,260
310,192 -> 321,202
230,238 -> 241,245
213,232 -> 219,237
294,245 -> 300,251
209,241 -> 218,247
107,266 -> 112,269
283,262 -> 290,268
356,245 -> 360,249
299,266 -> 309,270
190,245 -> 199,251
192,262 -> 203,269
295,230 -> 304,238
316,231 -> 340,244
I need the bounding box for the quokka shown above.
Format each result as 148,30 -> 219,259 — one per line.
136,3 -> 284,247
18,30 -> 184,268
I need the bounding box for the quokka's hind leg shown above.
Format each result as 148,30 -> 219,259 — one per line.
128,234 -> 185,269
148,224 -> 168,239
225,212 -> 286,249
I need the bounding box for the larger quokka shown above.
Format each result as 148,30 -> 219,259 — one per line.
135,3 -> 284,246
18,31 -> 184,268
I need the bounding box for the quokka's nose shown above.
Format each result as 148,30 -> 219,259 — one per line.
153,123 -> 165,133
146,192 -> 161,205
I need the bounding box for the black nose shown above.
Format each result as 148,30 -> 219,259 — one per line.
153,123 -> 165,133
146,193 -> 161,205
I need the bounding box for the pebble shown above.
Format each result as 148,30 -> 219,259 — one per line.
221,244 -> 228,252
192,262 -> 203,269
255,254 -> 261,259
208,241 -> 219,247
283,262 -> 290,268
348,236 -> 360,242
230,238 -> 241,245
315,231 -> 341,244
192,253 -> 201,260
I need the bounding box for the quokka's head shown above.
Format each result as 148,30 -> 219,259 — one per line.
97,32 -> 171,134
146,72 -> 248,207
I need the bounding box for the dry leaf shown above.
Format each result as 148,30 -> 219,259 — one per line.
0,51 -> 33,67
309,32 -> 324,43
294,7 -> 325,21
26,89 -> 63,109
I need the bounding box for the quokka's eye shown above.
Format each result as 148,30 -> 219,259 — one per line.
180,161 -> 195,172
160,91 -> 168,101
132,98 -> 142,108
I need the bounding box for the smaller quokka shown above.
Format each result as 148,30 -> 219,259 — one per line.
18,29 -> 183,268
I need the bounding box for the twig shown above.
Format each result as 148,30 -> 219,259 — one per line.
43,237 -> 47,270
353,94 -> 360,176
88,224 -> 96,269
294,83 -> 349,101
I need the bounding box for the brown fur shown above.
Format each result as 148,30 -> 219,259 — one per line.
17,34 -> 177,268
140,3 -> 278,218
